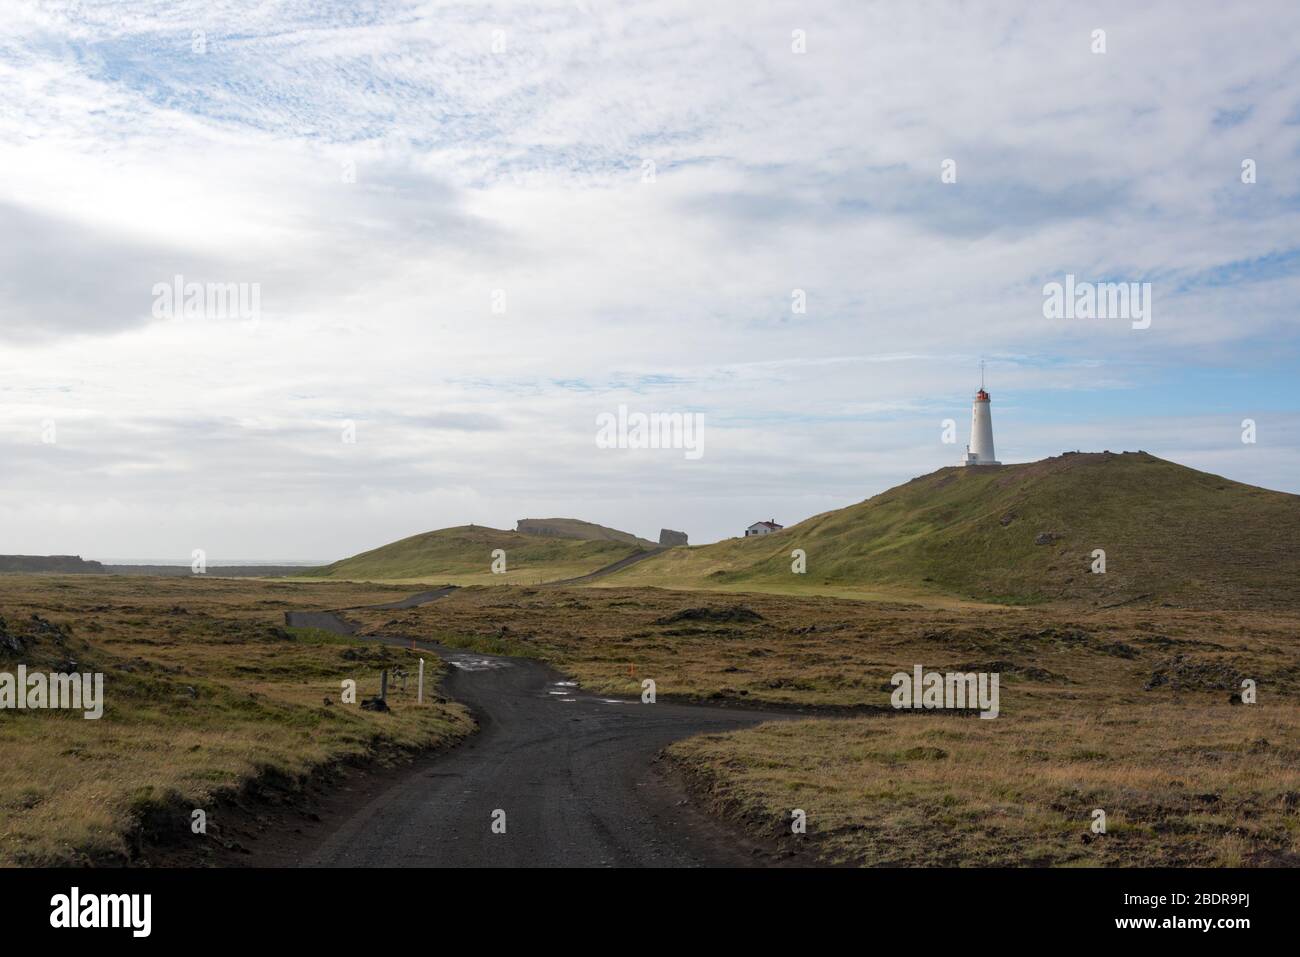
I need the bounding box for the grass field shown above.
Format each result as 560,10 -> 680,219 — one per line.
0,575 -> 472,866
358,583 -> 1300,866
299,524 -> 642,585
4,572 -> 1296,867
667,706 -> 1300,866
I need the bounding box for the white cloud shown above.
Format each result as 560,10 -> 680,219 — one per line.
0,0 -> 1297,556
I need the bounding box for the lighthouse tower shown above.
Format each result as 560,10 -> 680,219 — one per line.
962,364 -> 1000,466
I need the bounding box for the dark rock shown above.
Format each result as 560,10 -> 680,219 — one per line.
1144,654 -> 1247,693
0,617 -> 23,655
360,696 -> 390,712
658,528 -> 689,547
954,660 -> 1069,683
1101,641 -> 1140,659
655,605 -> 765,625
28,614 -> 66,637
1034,532 -> 1059,545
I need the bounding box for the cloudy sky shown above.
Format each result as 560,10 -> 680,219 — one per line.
1,0 -> 1297,561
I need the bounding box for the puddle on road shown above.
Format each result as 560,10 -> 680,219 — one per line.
542,680 -> 629,706
448,655 -> 511,672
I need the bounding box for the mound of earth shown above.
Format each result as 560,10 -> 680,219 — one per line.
654,605 -> 765,625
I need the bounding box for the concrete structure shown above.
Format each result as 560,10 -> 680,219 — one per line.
745,520 -> 783,537
962,366 -> 1000,466
658,528 -> 688,547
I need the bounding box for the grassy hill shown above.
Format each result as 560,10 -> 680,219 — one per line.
605,452 -> 1300,607
516,517 -> 656,548
301,524 -> 642,584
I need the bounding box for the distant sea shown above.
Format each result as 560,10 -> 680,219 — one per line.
91,559 -> 331,566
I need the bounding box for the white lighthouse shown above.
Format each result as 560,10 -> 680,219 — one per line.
962,364 -> 1000,466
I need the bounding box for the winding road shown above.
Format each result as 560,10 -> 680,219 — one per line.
282,592 -> 796,867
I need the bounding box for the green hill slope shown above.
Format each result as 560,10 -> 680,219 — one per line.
301,525 -> 641,584
607,452 -> 1300,607
515,518 -> 656,548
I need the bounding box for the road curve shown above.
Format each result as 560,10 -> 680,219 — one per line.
545,546 -> 667,585
361,585 -> 460,610
283,600 -> 795,867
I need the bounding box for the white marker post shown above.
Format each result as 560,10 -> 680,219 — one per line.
417,658 -> 425,705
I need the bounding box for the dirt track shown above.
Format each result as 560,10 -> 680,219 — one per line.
545,546 -> 666,585
279,600 -> 797,867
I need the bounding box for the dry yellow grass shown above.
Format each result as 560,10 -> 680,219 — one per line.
359,583 -> 1300,866
668,707 -> 1300,866
353,585 -> 1299,705
0,575 -> 472,866
289,562 -> 624,587
6,575 -> 1296,867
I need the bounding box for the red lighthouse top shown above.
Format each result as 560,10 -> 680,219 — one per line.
975,389 -> 990,402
